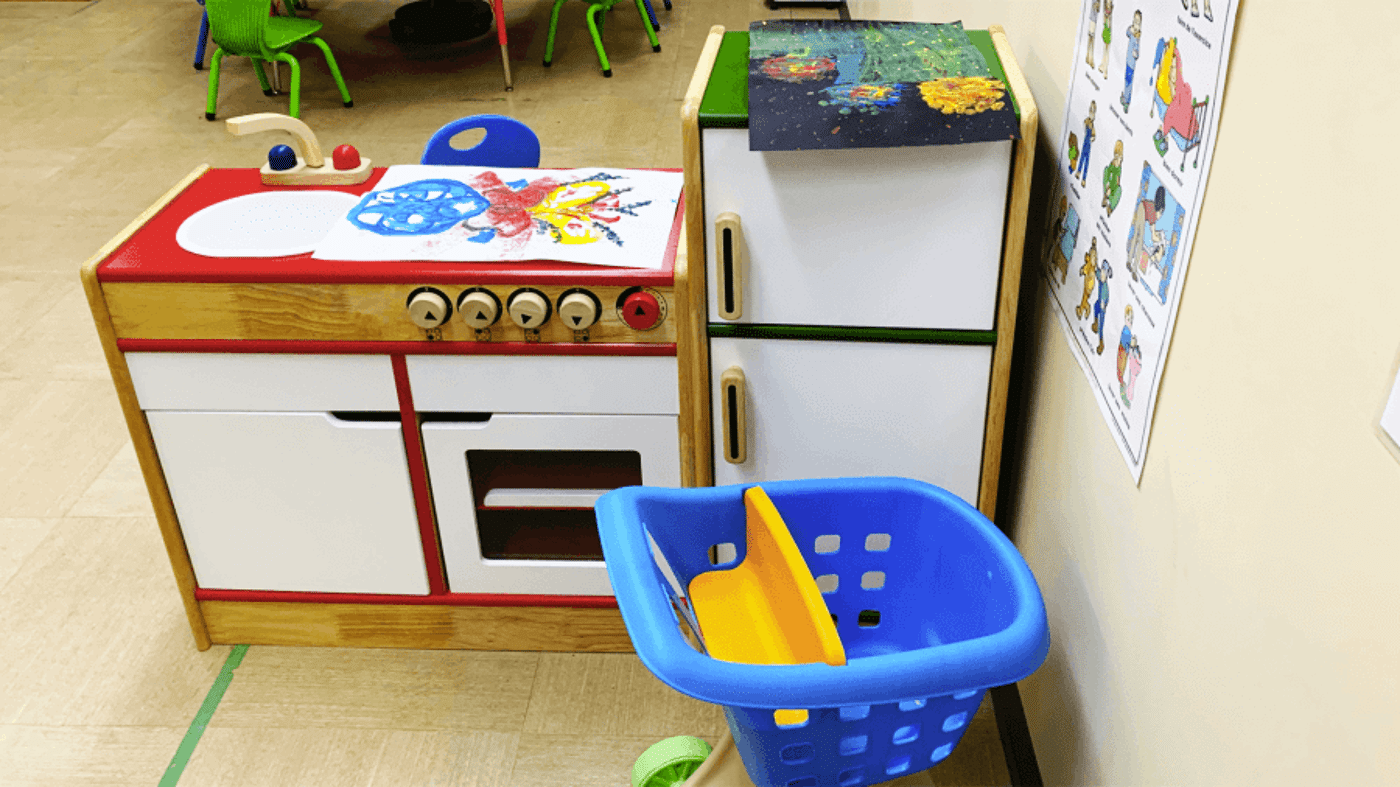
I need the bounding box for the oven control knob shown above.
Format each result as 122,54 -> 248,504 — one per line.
407,289 -> 450,329
458,289 -> 501,329
506,289 -> 550,328
621,290 -> 662,331
558,292 -> 600,330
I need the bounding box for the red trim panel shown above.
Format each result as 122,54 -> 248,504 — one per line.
393,355 -> 449,596
97,168 -> 682,287
116,339 -> 676,356
194,588 -> 620,608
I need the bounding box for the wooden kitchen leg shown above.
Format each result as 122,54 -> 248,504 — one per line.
80,166 -> 215,651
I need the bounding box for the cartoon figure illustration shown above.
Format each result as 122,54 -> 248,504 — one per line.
1117,305 -> 1143,406
1090,249 -> 1113,354
1183,0 -> 1213,21
1046,194 -> 1080,285
1150,36 -> 1211,171
1074,101 -> 1097,187
1067,131 -> 1080,175
1076,236 -> 1098,320
1120,10 -> 1143,112
1125,164 -> 1187,303
1102,139 -> 1124,215
1085,0 -> 1099,68
1098,0 -> 1114,80
1075,233 -> 1097,316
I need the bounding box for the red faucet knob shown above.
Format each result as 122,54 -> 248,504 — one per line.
332,144 -> 361,170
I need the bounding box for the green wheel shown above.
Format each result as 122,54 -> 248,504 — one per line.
631,735 -> 713,787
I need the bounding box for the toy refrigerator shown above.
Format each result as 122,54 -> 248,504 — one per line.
679,26 -> 1038,516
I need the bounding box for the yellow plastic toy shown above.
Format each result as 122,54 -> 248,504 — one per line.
687,486 -> 845,669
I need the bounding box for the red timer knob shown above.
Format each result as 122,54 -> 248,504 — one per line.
621,290 -> 662,331
332,144 -> 361,170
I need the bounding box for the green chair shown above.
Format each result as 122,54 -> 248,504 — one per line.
543,0 -> 660,78
204,0 -> 353,120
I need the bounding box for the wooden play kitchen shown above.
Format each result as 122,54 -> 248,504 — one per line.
82,18 -> 1036,660
82,117 -> 696,651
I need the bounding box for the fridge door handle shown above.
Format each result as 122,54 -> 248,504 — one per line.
715,212 -> 744,320
720,366 -> 747,464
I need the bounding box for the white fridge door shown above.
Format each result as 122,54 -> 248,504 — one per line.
421,414 -> 680,596
710,338 -> 992,504
147,411 -> 429,595
702,128 -> 1011,330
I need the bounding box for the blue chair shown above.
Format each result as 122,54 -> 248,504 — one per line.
640,0 -> 672,31
421,115 -> 541,167
194,0 -> 210,70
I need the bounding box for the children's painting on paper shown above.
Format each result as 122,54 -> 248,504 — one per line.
313,166 -> 683,268
746,20 -> 1020,151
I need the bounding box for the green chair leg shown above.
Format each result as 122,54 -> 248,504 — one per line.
543,0 -> 569,67
251,58 -> 275,96
585,1 -> 611,76
308,36 -> 353,107
275,52 -> 302,118
205,48 -> 225,120
632,0 -> 659,51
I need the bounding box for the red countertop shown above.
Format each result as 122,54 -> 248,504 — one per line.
98,168 -> 682,287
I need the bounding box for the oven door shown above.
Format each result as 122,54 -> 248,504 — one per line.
421,413 -> 680,596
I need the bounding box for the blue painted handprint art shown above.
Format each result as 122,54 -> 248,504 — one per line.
347,179 -> 491,236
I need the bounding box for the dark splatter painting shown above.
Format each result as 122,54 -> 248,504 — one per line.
747,20 -> 1020,151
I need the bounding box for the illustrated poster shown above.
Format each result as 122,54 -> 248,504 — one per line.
1043,0 -> 1238,480
313,166 -> 683,268
746,20 -> 1020,151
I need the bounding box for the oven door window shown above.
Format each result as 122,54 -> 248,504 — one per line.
467,449 -> 642,561
420,413 -> 680,596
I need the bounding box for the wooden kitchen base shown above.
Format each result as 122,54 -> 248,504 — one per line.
200,600 -> 635,652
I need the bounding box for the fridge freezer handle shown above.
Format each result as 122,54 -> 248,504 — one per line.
720,366 -> 747,464
715,212 -> 744,320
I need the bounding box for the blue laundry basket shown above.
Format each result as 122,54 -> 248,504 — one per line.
595,477 -> 1050,787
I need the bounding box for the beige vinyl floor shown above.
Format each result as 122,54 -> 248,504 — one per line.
0,0 -> 1015,783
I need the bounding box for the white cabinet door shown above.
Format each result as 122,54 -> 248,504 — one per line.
422,414 -> 680,596
406,355 -> 678,415
710,338 -> 991,503
701,128 -> 1011,330
147,411 -> 429,595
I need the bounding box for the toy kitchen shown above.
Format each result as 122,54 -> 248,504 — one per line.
82,115 -> 694,652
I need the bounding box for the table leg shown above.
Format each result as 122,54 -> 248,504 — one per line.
493,0 -> 512,90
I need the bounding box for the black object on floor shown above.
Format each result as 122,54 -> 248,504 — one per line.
992,683 -> 1045,786
390,0 -> 494,46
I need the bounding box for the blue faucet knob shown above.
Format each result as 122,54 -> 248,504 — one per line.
267,144 -> 298,171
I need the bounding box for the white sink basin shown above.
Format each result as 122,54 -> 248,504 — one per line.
176,190 -> 361,258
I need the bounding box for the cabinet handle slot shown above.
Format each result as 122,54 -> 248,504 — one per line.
418,412 -> 494,423
720,366 -> 747,464
716,212 -> 744,320
328,411 -> 401,423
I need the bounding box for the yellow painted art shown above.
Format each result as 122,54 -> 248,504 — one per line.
688,486 -> 846,667
918,76 -> 1007,115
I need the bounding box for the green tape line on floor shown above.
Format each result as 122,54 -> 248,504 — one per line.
159,644 -> 248,787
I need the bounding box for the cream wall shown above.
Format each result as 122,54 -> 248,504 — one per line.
847,1 -> 1400,783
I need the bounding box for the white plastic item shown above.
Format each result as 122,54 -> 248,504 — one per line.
147,410 -> 429,595
701,128 -> 1011,330
175,190 -> 361,258
125,353 -> 398,412
421,413 -> 680,596
405,354 -> 678,415
708,337 -> 991,502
